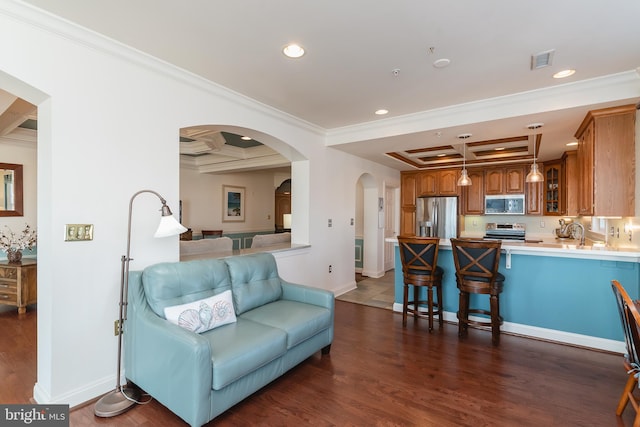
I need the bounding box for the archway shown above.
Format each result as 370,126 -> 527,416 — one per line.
179,125 -> 307,245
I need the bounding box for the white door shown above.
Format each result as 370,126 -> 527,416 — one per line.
384,187 -> 396,271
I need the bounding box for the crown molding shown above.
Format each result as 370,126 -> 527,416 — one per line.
325,70 -> 640,147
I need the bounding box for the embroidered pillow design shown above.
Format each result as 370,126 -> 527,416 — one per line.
164,290 -> 236,333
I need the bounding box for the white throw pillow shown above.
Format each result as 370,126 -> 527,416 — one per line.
164,290 -> 236,333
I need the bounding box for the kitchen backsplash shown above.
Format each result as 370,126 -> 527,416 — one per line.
462,215 -> 640,249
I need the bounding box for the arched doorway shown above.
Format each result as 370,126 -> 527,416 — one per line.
275,179 -> 291,232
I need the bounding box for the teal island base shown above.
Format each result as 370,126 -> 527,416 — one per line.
393,245 -> 640,352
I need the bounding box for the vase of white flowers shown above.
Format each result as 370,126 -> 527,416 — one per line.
0,224 -> 37,264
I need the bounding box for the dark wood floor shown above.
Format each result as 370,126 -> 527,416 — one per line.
1,301 -> 636,426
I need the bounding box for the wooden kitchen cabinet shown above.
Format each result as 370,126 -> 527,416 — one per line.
543,160 -> 562,215
417,169 -> 459,197
400,172 -> 417,235
562,151 -> 578,217
574,104 -> 635,217
484,168 -> 504,194
526,179 -> 543,215
485,166 -> 525,195
0,259 -> 37,314
461,169 -> 484,215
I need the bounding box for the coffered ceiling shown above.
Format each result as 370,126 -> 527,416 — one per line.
7,1 -> 640,172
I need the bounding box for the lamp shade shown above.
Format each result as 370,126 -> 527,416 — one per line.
525,163 -> 544,183
154,214 -> 188,238
283,213 -> 292,229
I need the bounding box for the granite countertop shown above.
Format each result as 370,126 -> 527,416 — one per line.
386,236 -> 640,262
180,243 -> 310,262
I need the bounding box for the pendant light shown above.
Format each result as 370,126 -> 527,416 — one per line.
457,135 -> 472,186
525,123 -> 544,183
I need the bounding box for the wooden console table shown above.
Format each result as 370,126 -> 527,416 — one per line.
0,259 -> 37,314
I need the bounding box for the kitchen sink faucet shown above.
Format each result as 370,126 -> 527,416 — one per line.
569,222 -> 586,246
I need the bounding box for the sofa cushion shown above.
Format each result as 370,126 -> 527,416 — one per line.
225,253 -> 283,315
201,317 -> 287,390
164,290 -> 236,333
142,259 -> 231,317
240,300 -> 332,349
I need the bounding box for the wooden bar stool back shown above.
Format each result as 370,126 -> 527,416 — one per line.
450,238 -> 504,345
201,230 -> 223,238
397,236 -> 444,331
611,280 -> 640,426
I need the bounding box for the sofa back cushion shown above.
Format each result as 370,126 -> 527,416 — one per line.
225,253 -> 282,315
142,258 -> 231,317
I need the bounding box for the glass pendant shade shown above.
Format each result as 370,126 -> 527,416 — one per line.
525,162 -> 544,183
457,142 -> 472,186
457,169 -> 472,186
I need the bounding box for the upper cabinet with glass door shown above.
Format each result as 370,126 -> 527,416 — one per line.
543,161 -> 562,215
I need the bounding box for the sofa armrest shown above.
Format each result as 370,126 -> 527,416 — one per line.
125,271 -> 212,427
280,281 -> 335,311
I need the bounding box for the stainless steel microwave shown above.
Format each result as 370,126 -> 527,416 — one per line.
484,194 -> 525,215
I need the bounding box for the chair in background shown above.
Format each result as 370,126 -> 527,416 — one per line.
201,229 -> 223,238
397,236 -> 444,331
450,238 -> 504,345
611,280 -> 640,426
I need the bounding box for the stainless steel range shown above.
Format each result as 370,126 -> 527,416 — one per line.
484,223 -> 526,241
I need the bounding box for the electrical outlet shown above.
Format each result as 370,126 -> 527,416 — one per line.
114,320 -> 120,336
540,221 -> 545,228
328,219 -> 332,227
328,265 -> 332,273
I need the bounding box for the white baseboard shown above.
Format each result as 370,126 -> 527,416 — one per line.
391,303 -> 625,353
33,374 -> 116,408
361,269 -> 385,279
333,281 -> 357,297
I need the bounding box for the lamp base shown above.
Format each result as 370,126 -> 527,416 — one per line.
94,386 -> 141,418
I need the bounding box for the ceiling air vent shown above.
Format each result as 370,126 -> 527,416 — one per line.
531,49 -> 555,70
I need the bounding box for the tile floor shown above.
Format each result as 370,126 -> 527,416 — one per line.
336,270 -> 396,310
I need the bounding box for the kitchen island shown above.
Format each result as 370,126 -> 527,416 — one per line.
390,238 -> 640,352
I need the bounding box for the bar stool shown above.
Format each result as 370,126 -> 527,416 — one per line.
397,236 -> 444,331
450,238 -> 504,345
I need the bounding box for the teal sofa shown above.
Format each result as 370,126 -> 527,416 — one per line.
124,252 -> 334,426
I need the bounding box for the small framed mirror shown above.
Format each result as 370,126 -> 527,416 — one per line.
0,163 -> 24,217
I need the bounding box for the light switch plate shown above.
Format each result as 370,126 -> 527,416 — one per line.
65,224 -> 94,241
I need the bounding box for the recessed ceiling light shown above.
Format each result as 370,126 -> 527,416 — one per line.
566,141 -> 578,146
283,44 -> 305,58
437,153 -> 446,157
375,109 -> 389,115
553,69 -> 576,79
241,136 -> 252,141
433,58 -> 451,68
494,147 -> 505,151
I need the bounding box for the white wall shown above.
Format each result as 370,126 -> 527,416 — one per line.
0,1 -> 400,407
180,168 -> 286,235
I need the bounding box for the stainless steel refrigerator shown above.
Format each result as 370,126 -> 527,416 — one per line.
415,196 -> 458,239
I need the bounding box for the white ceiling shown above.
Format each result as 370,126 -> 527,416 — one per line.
9,0 -> 640,171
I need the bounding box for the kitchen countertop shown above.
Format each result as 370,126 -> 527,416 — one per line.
386,236 -> 640,262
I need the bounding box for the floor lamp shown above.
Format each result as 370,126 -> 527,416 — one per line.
94,190 -> 187,418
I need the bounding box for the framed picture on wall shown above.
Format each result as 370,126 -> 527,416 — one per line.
222,185 -> 245,222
